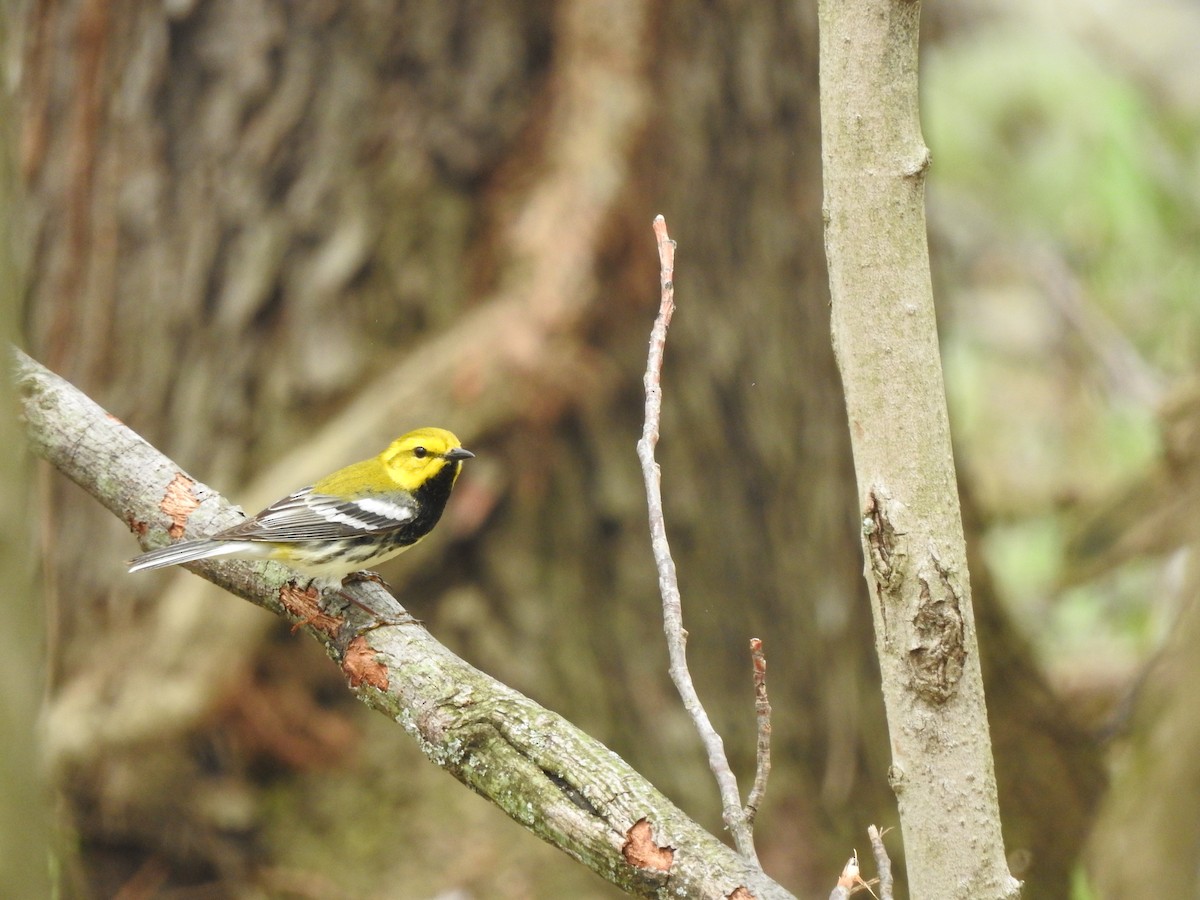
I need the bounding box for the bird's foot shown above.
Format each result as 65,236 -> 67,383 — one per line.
344,570 -> 393,590
334,572 -> 421,630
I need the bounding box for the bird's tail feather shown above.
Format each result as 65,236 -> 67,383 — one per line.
128,539 -> 249,573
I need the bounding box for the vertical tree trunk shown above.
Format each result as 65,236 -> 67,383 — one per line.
818,0 -> 1018,894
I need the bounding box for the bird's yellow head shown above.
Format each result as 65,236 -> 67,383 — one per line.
379,427 -> 474,492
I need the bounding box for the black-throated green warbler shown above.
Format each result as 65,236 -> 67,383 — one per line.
129,427 -> 473,591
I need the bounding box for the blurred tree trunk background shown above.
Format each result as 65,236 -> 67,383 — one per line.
4,0 -> 1131,897
0,65 -> 49,900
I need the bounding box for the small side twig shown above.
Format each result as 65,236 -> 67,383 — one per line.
636,215 -> 758,865
867,825 -> 894,900
828,852 -> 859,900
828,826 -> 892,900
744,637 -> 772,823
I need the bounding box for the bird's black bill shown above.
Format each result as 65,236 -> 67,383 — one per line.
444,447 -> 474,461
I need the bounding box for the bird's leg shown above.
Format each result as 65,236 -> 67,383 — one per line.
344,570 -> 392,590
335,571 -> 421,629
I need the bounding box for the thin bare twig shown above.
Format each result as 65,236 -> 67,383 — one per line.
636,215 -> 758,864
867,825 -> 894,900
829,838 -> 890,900
745,637 -> 773,823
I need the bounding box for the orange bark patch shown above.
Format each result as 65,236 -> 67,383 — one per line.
160,473 -> 201,538
279,583 -> 341,636
343,636 -> 389,691
728,887 -> 756,900
622,818 -> 674,871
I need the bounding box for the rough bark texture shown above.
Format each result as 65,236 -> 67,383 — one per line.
9,0 -> 1103,895
818,0 -> 1019,896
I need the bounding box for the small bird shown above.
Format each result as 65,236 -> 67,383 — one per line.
129,427 -> 474,594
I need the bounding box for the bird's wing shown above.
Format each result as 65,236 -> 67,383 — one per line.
215,487 -> 418,542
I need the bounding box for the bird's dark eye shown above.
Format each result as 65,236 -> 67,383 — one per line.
413,446 -> 428,459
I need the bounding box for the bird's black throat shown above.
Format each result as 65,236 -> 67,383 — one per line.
404,458 -> 462,543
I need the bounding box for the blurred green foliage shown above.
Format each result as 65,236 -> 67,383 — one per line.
926,26 -> 1200,367
923,21 -> 1200,682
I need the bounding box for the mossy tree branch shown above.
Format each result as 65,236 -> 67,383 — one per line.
15,345 -> 795,899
